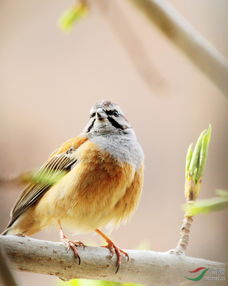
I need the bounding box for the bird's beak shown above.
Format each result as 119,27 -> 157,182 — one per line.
96,108 -> 107,120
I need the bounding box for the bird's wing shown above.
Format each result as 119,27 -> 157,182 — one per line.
7,136 -> 88,228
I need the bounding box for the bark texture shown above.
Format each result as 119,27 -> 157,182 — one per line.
0,235 -> 225,285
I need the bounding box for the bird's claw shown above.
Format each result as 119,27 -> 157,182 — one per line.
73,240 -> 86,249
103,242 -> 129,273
63,239 -> 84,264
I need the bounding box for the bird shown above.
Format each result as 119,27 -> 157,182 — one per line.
2,100 -> 144,272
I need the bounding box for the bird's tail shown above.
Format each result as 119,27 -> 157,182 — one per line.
1,229 -> 9,235
1,227 -> 14,235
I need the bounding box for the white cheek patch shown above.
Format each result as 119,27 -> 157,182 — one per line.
94,119 -> 114,131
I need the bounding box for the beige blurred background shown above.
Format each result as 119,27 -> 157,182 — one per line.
0,0 -> 227,285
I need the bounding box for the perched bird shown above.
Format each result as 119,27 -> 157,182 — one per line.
2,100 -> 144,271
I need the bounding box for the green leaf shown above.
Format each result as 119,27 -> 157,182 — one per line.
58,279 -> 122,286
183,193 -> 228,216
196,125 -> 211,182
58,278 -> 144,286
59,3 -> 88,32
25,169 -> 66,186
122,283 -> 144,286
185,143 -> 193,179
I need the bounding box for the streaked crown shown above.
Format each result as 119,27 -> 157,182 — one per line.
84,100 -> 131,135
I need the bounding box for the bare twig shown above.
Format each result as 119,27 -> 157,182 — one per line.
0,235 -> 225,285
173,127 -> 212,254
92,0 -> 166,90
128,0 -> 228,95
175,214 -> 193,254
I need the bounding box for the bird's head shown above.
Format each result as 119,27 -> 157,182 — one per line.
84,100 -> 131,135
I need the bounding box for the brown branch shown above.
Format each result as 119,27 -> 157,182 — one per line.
128,0 -> 228,95
92,0 -> 166,90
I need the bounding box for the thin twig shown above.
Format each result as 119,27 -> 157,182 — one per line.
175,214 -> 193,254
0,235 -> 225,285
128,0 -> 228,95
92,0 -> 166,90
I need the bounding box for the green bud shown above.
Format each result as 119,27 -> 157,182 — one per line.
185,143 -> 193,179
184,125 -> 212,201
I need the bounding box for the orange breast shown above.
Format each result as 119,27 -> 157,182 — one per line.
35,140 -> 143,231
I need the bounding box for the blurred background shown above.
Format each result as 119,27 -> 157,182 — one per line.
0,0 -> 227,285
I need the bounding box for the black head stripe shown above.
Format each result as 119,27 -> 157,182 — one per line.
107,116 -> 124,130
87,119 -> 95,133
105,109 -> 119,117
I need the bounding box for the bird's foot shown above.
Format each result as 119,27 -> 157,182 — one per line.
58,222 -> 85,264
61,234 -> 84,264
95,228 -> 129,273
73,240 -> 86,249
102,242 -> 129,273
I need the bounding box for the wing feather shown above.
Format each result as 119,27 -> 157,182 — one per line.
7,136 -> 88,228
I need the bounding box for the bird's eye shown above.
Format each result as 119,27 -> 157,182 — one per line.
90,112 -> 96,118
105,109 -> 119,117
113,110 -> 119,117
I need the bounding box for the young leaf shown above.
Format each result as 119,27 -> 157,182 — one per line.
197,125 -> 212,182
188,129 -> 206,182
59,2 -> 88,32
183,191 -> 228,216
28,169 -> 66,186
185,143 -> 193,179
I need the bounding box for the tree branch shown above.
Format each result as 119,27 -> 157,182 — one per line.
0,235 -> 225,285
128,0 -> 228,96
92,0 -> 166,90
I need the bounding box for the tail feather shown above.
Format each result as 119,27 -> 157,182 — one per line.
1,226 -> 16,235
1,228 -> 9,235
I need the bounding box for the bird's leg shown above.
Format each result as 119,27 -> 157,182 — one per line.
58,221 -> 84,264
95,228 -> 129,273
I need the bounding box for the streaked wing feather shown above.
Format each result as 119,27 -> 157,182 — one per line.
7,140 -> 83,228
